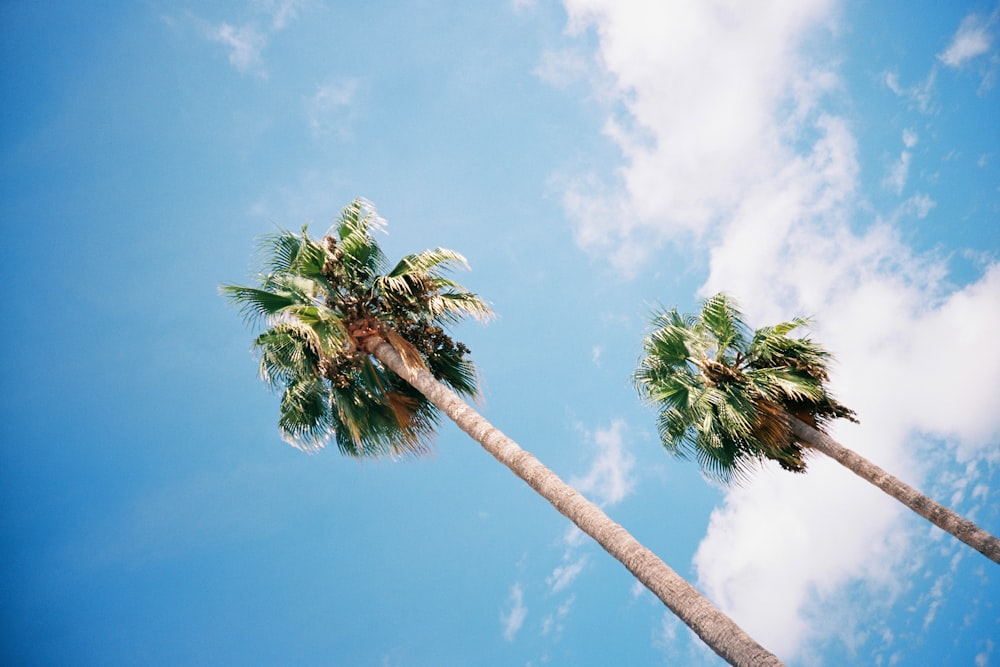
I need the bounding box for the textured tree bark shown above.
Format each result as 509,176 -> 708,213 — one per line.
368,336 -> 784,667
790,417 -> 1000,565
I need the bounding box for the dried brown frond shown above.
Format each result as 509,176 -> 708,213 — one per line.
752,399 -> 807,473
384,391 -> 432,457
385,328 -> 428,372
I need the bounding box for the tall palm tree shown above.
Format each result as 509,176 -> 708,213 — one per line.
634,292 -> 1000,565
223,200 -> 783,667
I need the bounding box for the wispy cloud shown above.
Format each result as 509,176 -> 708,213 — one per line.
975,639 -> 995,667
211,22 -> 268,75
266,0 -> 304,30
546,555 -> 588,593
883,129 -> 918,195
191,1 -> 307,78
540,596 -> 575,637
885,8 -> 999,109
533,46 -> 598,89
883,68 -> 938,114
939,12 -> 994,68
937,8 -> 1000,93
504,418 -> 634,650
500,583 -> 528,641
570,418 -> 635,507
305,79 -> 360,139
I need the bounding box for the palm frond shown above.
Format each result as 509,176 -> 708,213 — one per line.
278,376 -> 333,452
224,198 -> 491,459
386,247 -> 470,279
258,228 -> 328,280
425,346 -> 479,397
635,292 -> 855,484
768,317 -> 811,337
699,293 -> 749,361
385,328 -> 428,372
221,285 -> 300,325
335,199 -> 388,282
427,291 -> 494,324
745,367 -> 824,403
254,321 -> 322,388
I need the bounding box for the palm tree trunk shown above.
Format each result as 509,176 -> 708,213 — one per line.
789,417 -> 1000,565
367,336 -> 783,667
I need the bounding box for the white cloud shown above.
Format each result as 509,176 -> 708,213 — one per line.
883,129 -> 918,195
937,10 -> 1000,92
546,555 -> 588,593
975,638 -> 994,667
697,188 -> 1000,660
903,192 -> 935,219
884,149 -> 912,195
516,418 -> 634,639
211,22 -> 267,75
883,68 -> 938,114
549,0 -> 1000,661
265,0 -> 304,30
540,596 -> 575,636
570,419 -> 635,506
939,13 -> 994,68
693,457 -> 912,659
654,612 -> 679,647
501,583 -> 528,641
590,345 -> 603,366
557,0 -> 839,275
534,47 -> 597,89
305,79 -> 359,139
195,1 -> 306,77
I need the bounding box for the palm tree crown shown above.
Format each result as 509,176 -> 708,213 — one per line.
634,293 -> 856,483
221,199 -> 492,457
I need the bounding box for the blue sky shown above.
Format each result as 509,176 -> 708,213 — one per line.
2,1 -> 998,665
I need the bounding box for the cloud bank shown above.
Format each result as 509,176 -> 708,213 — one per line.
552,0 -> 1000,661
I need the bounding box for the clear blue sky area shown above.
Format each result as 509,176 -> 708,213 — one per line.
2,2 -> 998,665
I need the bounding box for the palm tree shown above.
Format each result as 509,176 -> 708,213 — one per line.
633,292 -> 1000,565
223,200 -> 783,667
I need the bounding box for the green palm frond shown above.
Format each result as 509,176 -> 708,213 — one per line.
255,321 -> 322,388
258,227 -> 328,279
745,367 -> 825,403
749,321 -> 832,381
635,292 -> 856,483
334,199 -> 388,282
699,293 -> 749,362
427,291 -> 494,324
386,247 -> 470,279
220,285 -> 299,325
222,198 -> 490,459
278,375 -> 333,452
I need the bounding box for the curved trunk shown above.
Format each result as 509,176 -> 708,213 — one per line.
367,337 -> 783,667
789,418 -> 1000,565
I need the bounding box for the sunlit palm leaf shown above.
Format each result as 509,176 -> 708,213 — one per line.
427,291 -> 494,324
635,292 -> 856,484
699,293 -> 748,362
278,376 -> 333,452
221,285 -> 299,325
222,198 -> 489,459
